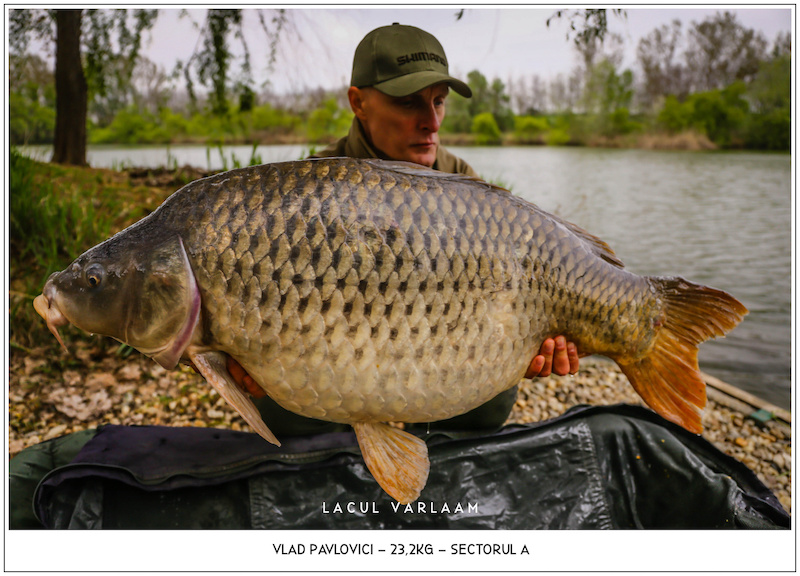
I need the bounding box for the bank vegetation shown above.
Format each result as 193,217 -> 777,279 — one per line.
10,10 -> 791,153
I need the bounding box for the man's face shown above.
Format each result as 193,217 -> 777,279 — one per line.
350,83 -> 449,168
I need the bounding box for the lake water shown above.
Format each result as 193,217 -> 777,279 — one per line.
20,144 -> 793,410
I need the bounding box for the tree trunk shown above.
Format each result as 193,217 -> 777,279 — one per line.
52,9 -> 87,166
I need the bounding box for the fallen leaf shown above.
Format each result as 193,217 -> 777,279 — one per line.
49,388 -> 112,421
117,364 -> 142,381
86,372 -> 118,390
62,370 -> 82,387
22,357 -> 47,376
44,424 -> 68,441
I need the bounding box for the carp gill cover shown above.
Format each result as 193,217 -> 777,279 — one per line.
34,158 -> 747,503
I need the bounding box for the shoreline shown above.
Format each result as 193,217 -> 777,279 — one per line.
8,345 -> 791,514
23,128 -> 792,153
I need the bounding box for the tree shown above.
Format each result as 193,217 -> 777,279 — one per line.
581,58 -> 635,136
690,82 -> 749,146
488,78 -> 514,131
306,98 -> 352,142
744,35 -> 791,150
465,70 -> 490,118
180,9 -> 288,117
460,70 -> 513,131
129,57 -> 172,117
636,20 -> 687,109
770,30 -> 792,59
748,51 -> 791,114
10,8 -> 157,165
683,11 -> 767,93
510,74 -> 549,116
9,53 -> 56,145
546,9 -> 627,47
52,10 -> 88,165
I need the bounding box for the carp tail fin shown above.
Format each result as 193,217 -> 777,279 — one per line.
353,422 -> 430,504
617,278 -> 748,434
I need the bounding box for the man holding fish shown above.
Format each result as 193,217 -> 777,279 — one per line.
229,23 -> 581,433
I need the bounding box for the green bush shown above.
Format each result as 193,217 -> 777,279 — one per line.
159,108 -> 190,140
688,83 -> 748,147
471,112 -> 502,145
9,91 -> 56,144
440,100 -> 471,134
306,98 -> 353,142
91,106 -> 166,144
608,107 -> 640,136
544,128 -> 571,146
745,108 -> 791,150
248,103 -> 300,134
657,83 -> 749,148
658,95 -> 693,134
513,116 -> 549,143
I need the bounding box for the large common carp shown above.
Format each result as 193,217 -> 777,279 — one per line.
34,158 -> 747,503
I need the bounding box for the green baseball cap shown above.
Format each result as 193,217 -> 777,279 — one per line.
351,23 -> 472,98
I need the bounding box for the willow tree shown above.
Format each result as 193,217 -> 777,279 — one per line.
10,8 -> 288,165
179,9 -> 287,117
10,8 -> 157,165
546,9 -> 627,46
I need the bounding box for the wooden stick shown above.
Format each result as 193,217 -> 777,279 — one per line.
701,371 -> 791,424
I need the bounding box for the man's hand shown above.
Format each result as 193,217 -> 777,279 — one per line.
525,336 -> 580,379
226,356 -> 267,398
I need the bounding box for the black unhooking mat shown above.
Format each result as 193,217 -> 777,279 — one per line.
10,404 -> 790,529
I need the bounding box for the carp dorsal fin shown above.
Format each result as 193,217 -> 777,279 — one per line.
366,158 -> 624,268
188,350 -> 280,446
353,422 -> 430,504
547,212 -> 626,268
365,158 -> 500,189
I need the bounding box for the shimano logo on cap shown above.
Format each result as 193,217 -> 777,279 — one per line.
396,52 -> 447,67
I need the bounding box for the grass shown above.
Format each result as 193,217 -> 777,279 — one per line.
206,142 -> 264,172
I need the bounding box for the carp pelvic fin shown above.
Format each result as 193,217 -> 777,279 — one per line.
618,278 -> 748,434
353,422 -> 430,504
188,350 -> 280,446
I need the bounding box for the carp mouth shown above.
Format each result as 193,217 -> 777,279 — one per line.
33,292 -> 70,353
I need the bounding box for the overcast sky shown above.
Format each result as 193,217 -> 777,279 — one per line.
139,6 -> 793,95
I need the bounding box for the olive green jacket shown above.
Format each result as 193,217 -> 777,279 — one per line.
310,118 -> 479,178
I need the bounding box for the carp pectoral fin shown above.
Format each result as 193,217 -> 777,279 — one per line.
188,350 -> 280,446
353,422 -> 430,504
617,278 -> 748,434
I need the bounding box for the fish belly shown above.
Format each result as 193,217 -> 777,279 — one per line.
241,285 -> 532,423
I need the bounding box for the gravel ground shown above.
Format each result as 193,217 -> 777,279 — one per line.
8,341 -> 791,514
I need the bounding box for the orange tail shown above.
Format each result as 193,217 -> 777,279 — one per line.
617,277 -> 748,434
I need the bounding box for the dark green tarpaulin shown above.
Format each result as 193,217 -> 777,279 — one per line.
10,404 -> 789,529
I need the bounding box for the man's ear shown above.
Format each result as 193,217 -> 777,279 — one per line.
348,86 -> 368,120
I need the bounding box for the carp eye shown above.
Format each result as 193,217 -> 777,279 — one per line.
84,263 -> 105,289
